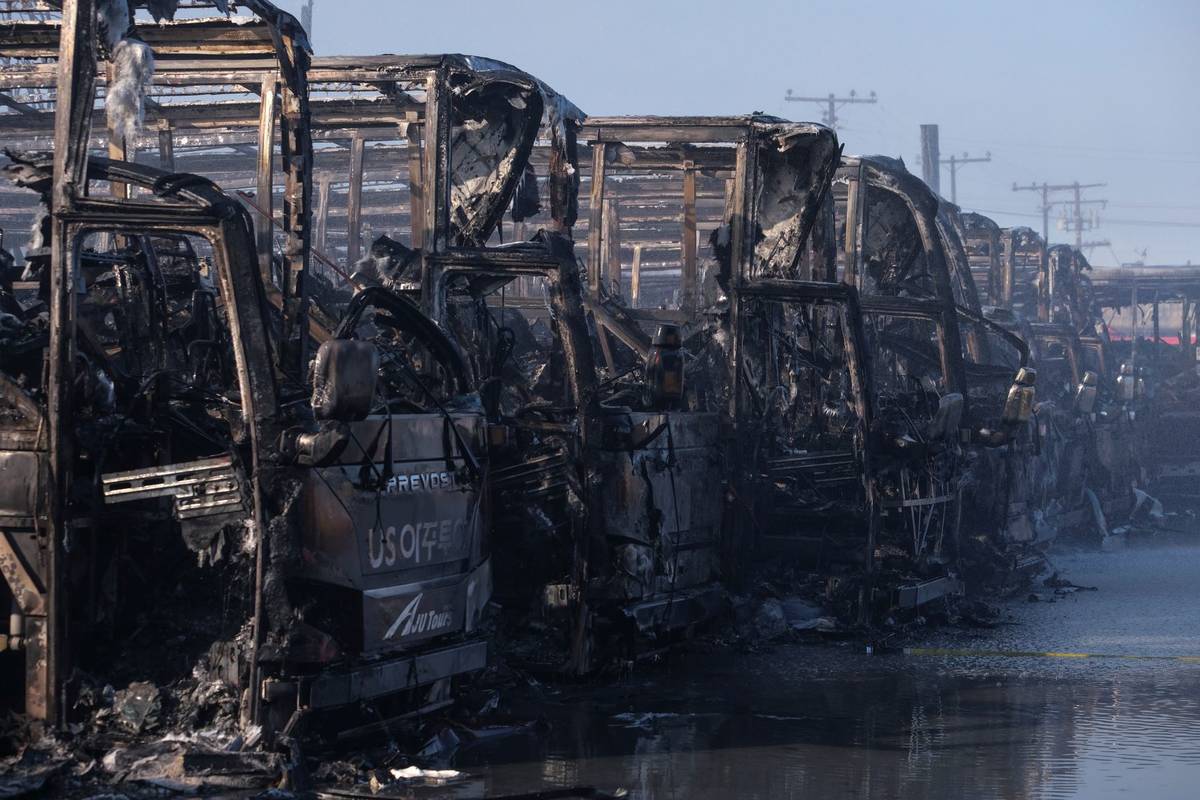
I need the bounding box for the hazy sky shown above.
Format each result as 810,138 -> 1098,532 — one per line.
275,0 -> 1198,266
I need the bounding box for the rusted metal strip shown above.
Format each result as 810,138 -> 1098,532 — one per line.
314,173 -> 331,254
0,18 -> 280,60
105,61 -> 132,200
406,125 -> 424,249
681,160 -> 697,313
428,68 -> 451,252
603,197 -> 621,296
255,80 -> 279,283
276,29 -> 314,375
630,245 -> 643,308
157,121 -> 176,172
586,143 -> 606,294
418,68 -> 450,312
345,133 -> 365,267
47,0 -> 98,728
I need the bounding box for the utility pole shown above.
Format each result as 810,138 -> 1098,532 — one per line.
920,124 -> 940,195
1012,181 -> 1107,246
918,126 -> 991,202
1068,182 -> 1107,250
944,151 -> 991,205
301,0 -> 314,41
1013,182 -> 1052,244
785,89 -> 877,131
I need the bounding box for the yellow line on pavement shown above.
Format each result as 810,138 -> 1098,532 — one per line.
900,647 -> 1200,663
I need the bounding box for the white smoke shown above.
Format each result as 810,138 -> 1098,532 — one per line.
105,38 -> 156,144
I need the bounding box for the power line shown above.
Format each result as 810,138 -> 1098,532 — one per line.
1103,218 -> 1200,229
969,208 -> 1199,229
1012,181 -> 1107,248
784,89 -> 877,131
969,208 -> 1044,219
1106,202 -> 1200,211
943,135 -> 1200,161
943,151 -> 991,205
918,125 -> 992,203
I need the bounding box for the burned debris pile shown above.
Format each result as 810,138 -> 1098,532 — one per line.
0,0 -> 1194,793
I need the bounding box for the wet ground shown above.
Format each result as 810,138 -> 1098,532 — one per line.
390,536 -> 1200,799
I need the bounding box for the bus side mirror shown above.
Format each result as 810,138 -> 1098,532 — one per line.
1117,362 -> 1137,402
312,339 -> 379,421
1002,366 -> 1037,426
1074,370 -> 1098,415
645,323 -> 685,410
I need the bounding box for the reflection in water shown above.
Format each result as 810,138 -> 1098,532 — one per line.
368,545 -> 1200,799
427,654 -> 1200,800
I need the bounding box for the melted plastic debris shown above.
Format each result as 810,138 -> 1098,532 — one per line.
106,39 -> 155,143
389,765 -> 463,783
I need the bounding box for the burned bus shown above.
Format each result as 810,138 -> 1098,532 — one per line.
0,5 -> 506,737
834,155 -> 1042,599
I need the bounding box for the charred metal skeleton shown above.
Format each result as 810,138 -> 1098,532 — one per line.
834,155 -> 1043,603
0,3 -> 508,740
409,112 -> 735,674
564,117 -> 852,629
961,214 -> 1143,543
1,2 -> 1184,763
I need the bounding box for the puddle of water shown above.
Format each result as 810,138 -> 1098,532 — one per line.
434,661 -> 1200,800
381,541 -> 1200,799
